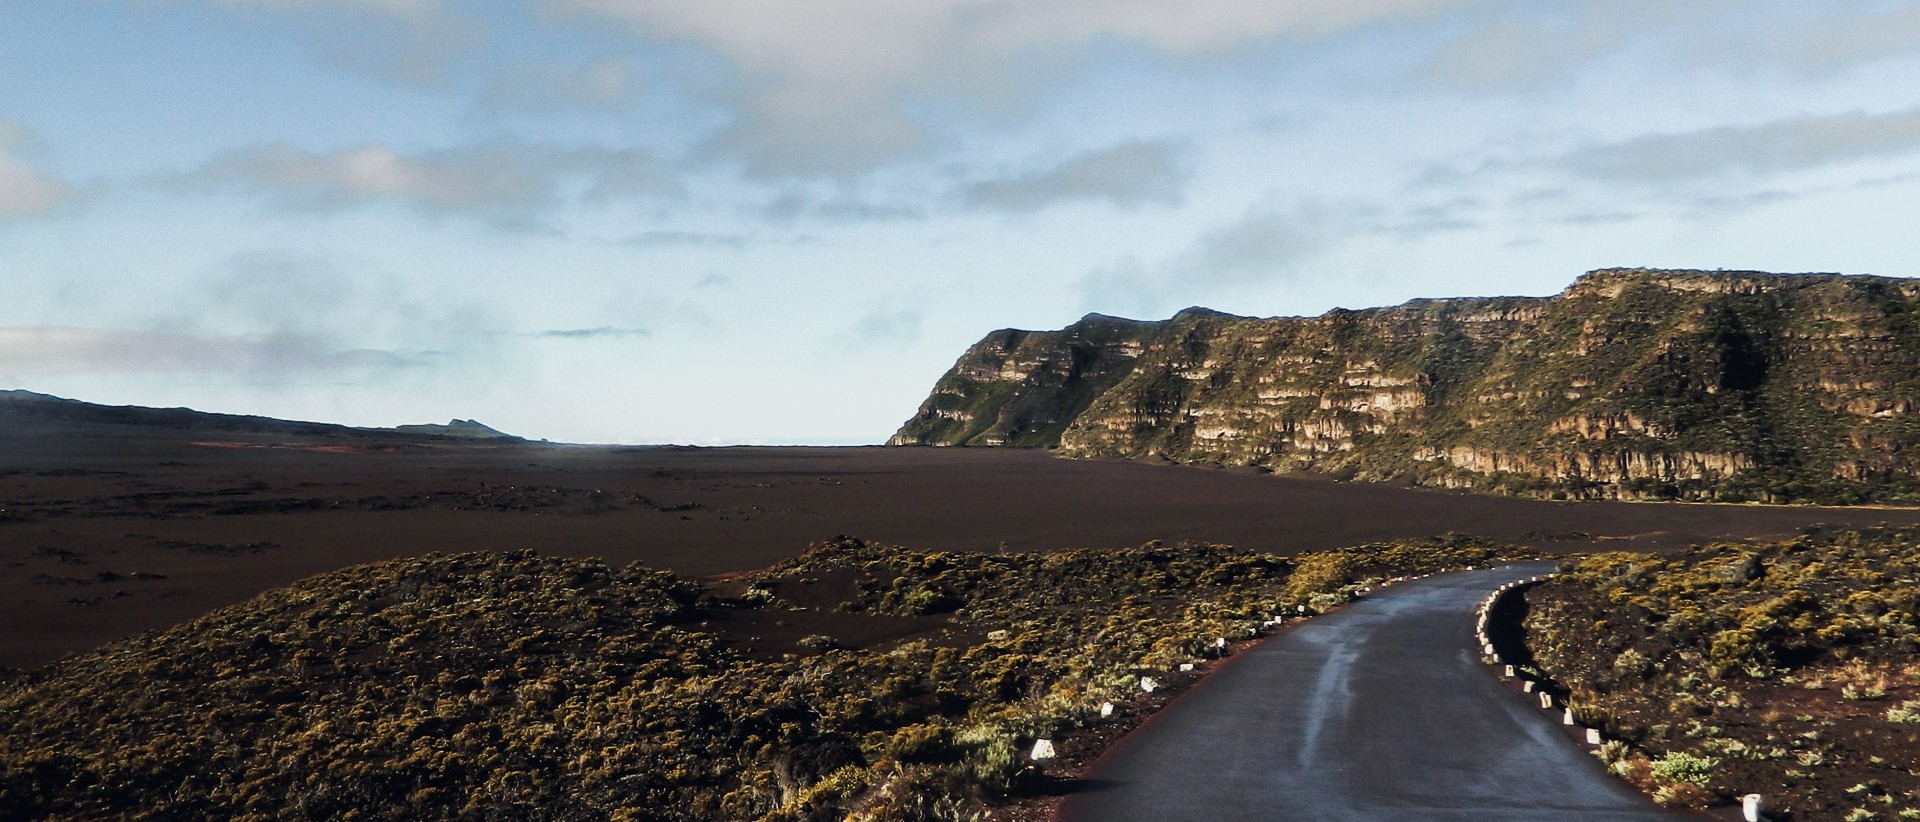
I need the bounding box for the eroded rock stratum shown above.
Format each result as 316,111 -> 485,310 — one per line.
892,268 -> 1920,504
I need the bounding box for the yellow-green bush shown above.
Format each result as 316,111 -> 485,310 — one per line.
2,536 -> 1523,820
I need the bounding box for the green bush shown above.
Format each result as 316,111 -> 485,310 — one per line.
1649,751 -> 1718,787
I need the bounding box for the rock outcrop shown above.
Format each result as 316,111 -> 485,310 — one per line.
893,268 -> 1920,503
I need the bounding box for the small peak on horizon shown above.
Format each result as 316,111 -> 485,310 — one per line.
0,388 -> 67,402
1072,311 -> 1155,325
1170,306 -> 1239,321
392,418 -> 519,440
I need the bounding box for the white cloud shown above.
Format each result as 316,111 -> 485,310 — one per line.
0,157 -> 70,219
182,142 -> 675,217
485,58 -> 637,112
0,326 -> 410,376
1412,2 -> 1920,97
527,326 -> 650,340
760,185 -> 926,222
1757,2 -> 1920,73
621,229 -> 749,248
964,139 -> 1190,212
541,0 -> 1487,177
0,120 -> 71,219
207,0 -> 443,20
840,307 -> 922,345
1420,13 -> 1628,90
196,144 -> 544,211
1081,199 -> 1344,315
0,119 -> 33,148
1559,106 -> 1920,182
181,0 -> 476,84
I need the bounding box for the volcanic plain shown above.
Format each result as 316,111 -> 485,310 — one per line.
6,398 -> 1920,672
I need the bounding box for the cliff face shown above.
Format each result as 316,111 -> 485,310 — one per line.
884,313 -> 1158,447
892,269 -> 1920,503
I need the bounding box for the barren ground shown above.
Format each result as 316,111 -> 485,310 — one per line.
6,413 -> 1919,670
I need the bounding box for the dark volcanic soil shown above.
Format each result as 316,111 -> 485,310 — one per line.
5,411 -> 1919,670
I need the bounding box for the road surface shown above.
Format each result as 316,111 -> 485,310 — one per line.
1058,563 -> 1694,821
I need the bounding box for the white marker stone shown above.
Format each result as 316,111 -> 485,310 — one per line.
1539,692 -> 1553,709
1100,701 -> 1115,718
1741,794 -> 1764,822
1585,728 -> 1602,745
1140,676 -> 1158,693
1030,738 -> 1057,762
1179,662 -> 1195,672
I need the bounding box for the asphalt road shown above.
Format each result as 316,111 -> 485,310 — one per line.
1058,563 -> 1697,821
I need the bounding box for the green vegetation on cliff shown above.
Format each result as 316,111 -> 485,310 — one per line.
0,539 -> 1520,821
884,313 -> 1155,447
893,268 -> 1920,504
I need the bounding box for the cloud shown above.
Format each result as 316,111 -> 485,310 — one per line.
844,308 -> 922,345
184,0 -> 475,84
622,229 -> 749,248
1364,196 -> 1484,239
208,0 -> 443,19
1758,3 -> 1920,73
0,119 -> 33,148
1419,11 -> 1633,91
1081,199 -> 1342,314
186,144 -> 547,213
99,250 -> 509,371
1557,106 -> 1920,182
206,0 -> 443,19
0,326 -> 411,376
541,0 -> 1484,177
0,250 -> 523,393
0,157 -> 71,219
1418,3 -> 1920,93
182,142 -> 676,218
0,120 -> 73,219
964,139 -> 1190,212
761,185 -> 926,222
527,326 -> 650,340
1677,172 -> 1920,218
486,58 -> 637,112
1555,210 -> 1642,226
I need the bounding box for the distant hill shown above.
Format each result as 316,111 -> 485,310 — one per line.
390,419 -> 517,439
892,268 -> 1920,504
0,389 -> 519,442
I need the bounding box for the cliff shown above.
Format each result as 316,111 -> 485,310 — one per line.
892,268 -> 1920,503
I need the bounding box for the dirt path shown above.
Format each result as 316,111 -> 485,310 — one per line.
1057,564 -> 1702,821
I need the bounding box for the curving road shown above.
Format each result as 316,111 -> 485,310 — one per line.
1058,563 -> 1698,821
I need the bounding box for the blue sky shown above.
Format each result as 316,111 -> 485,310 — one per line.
4,1 -> 1920,444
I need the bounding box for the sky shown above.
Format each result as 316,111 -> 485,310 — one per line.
3,1 -> 1920,445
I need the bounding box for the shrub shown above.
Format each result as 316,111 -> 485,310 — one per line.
886,725 -> 957,764
1649,751 -> 1717,787
1888,701 -> 1920,724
